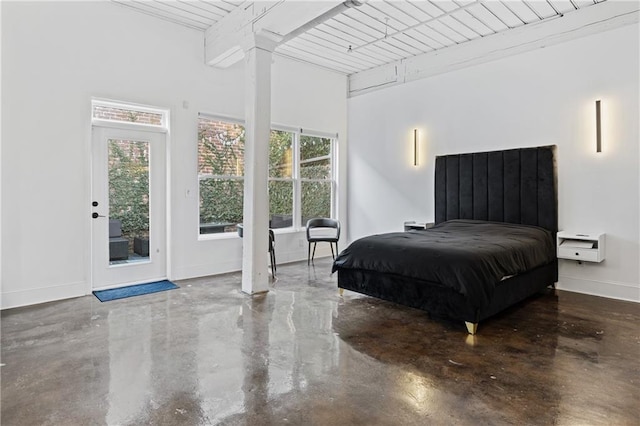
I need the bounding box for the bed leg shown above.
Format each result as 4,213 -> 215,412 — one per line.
465,322 -> 478,335
339,288 -> 344,296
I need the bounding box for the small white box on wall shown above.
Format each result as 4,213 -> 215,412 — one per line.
557,231 -> 606,263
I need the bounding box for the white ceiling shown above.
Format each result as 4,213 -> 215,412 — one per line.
112,0 -> 606,75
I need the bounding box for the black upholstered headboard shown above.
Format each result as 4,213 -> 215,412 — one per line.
435,145 -> 557,233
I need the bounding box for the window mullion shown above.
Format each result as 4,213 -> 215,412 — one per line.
293,131 -> 302,228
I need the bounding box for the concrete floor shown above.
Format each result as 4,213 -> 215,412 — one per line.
2,257 -> 639,425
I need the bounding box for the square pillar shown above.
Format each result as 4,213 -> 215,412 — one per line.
241,34 -> 278,294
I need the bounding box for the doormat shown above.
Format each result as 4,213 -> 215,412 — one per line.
93,280 -> 178,302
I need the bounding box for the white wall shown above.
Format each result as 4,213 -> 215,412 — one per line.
347,24 -> 639,302
1,1 -> 347,308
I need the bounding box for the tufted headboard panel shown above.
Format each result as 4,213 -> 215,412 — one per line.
434,145 -> 557,233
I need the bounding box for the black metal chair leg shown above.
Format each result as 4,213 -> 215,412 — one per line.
330,242 -> 335,259
311,242 -> 317,263
308,242 -> 311,265
270,249 -> 276,278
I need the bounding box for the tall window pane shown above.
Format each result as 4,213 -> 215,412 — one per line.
198,117 -> 245,234
300,135 -> 333,226
108,139 -> 149,263
269,130 -> 294,229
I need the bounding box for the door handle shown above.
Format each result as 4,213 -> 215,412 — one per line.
92,212 -> 106,219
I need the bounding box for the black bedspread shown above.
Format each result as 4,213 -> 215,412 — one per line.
332,220 -> 556,308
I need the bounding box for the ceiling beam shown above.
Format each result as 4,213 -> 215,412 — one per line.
205,1 -> 361,68
348,0 -> 639,97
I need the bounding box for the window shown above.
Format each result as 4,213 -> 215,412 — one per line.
269,130 -> 294,229
92,100 -> 166,127
300,135 -> 333,226
198,115 -> 336,235
198,116 -> 245,234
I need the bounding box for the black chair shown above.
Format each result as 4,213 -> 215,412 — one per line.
109,219 -> 129,261
237,224 -> 276,278
306,218 -> 340,265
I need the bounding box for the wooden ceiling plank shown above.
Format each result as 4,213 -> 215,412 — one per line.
358,44 -> 406,63
148,0 -> 213,26
438,15 -> 476,40
419,22 -> 459,45
476,3 -> 514,29
122,1 -> 210,30
200,0 -> 238,14
407,0 -> 446,20
332,14 -> 421,57
452,6 -> 496,35
350,2 -> 467,54
378,37 -> 423,57
483,2 -> 526,27
291,34 -> 381,68
364,2 -> 414,30
112,0 -> 205,30
548,0 -> 578,14
426,20 -> 467,43
277,44 -> 360,74
572,0 -> 597,8
428,0 -> 485,38
522,0 -> 555,19
318,19 -> 404,61
373,1 -> 443,50
305,28 -> 395,64
404,28 -> 443,50
431,0 -> 459,14
396,31 -> 437,51
383,0 -> 433,23
178,0 -> 227,20
356,2 -> 437,51
371,1 -> 426,29
499,1 -> 536,24
334,14 -> 385,40
319,20 -> 375,45
345,7 -> 397,36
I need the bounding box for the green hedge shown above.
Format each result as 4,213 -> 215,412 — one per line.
108,141 -> 149,239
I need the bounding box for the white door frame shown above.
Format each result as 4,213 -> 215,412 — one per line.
90,124 -> 168,290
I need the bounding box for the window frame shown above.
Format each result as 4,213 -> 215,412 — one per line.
197,114 -> 246,239
197,113 -> 337,238
91,99 -> 169,130
298,130 -> 336,229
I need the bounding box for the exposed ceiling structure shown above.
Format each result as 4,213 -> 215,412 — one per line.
112,0 -> 609,75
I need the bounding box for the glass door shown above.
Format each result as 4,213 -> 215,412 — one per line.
91,126 -> 166,290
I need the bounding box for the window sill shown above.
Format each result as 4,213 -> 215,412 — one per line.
198,232 -> 240,242
197,227 -> 306,241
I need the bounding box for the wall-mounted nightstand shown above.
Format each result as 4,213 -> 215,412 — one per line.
404,221 -> 434,231
557,231 -> 605,263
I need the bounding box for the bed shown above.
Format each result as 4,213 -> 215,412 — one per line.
333,145 -> 558,334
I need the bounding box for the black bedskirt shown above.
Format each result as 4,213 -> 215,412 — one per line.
338,260 -> 557,324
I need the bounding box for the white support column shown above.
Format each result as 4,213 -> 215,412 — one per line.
241,33 -> 278,295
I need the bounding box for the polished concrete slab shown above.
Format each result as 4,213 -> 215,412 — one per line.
2,257 -> 639,425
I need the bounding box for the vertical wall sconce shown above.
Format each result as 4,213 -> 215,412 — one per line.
413,129 -> 418,166
595,100 -> 602,153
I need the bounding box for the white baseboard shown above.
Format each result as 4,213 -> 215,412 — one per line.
171,246 -> 334,281
172,258 -> 242,281
557,275 -> 640,303
1,281 -> 86,310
